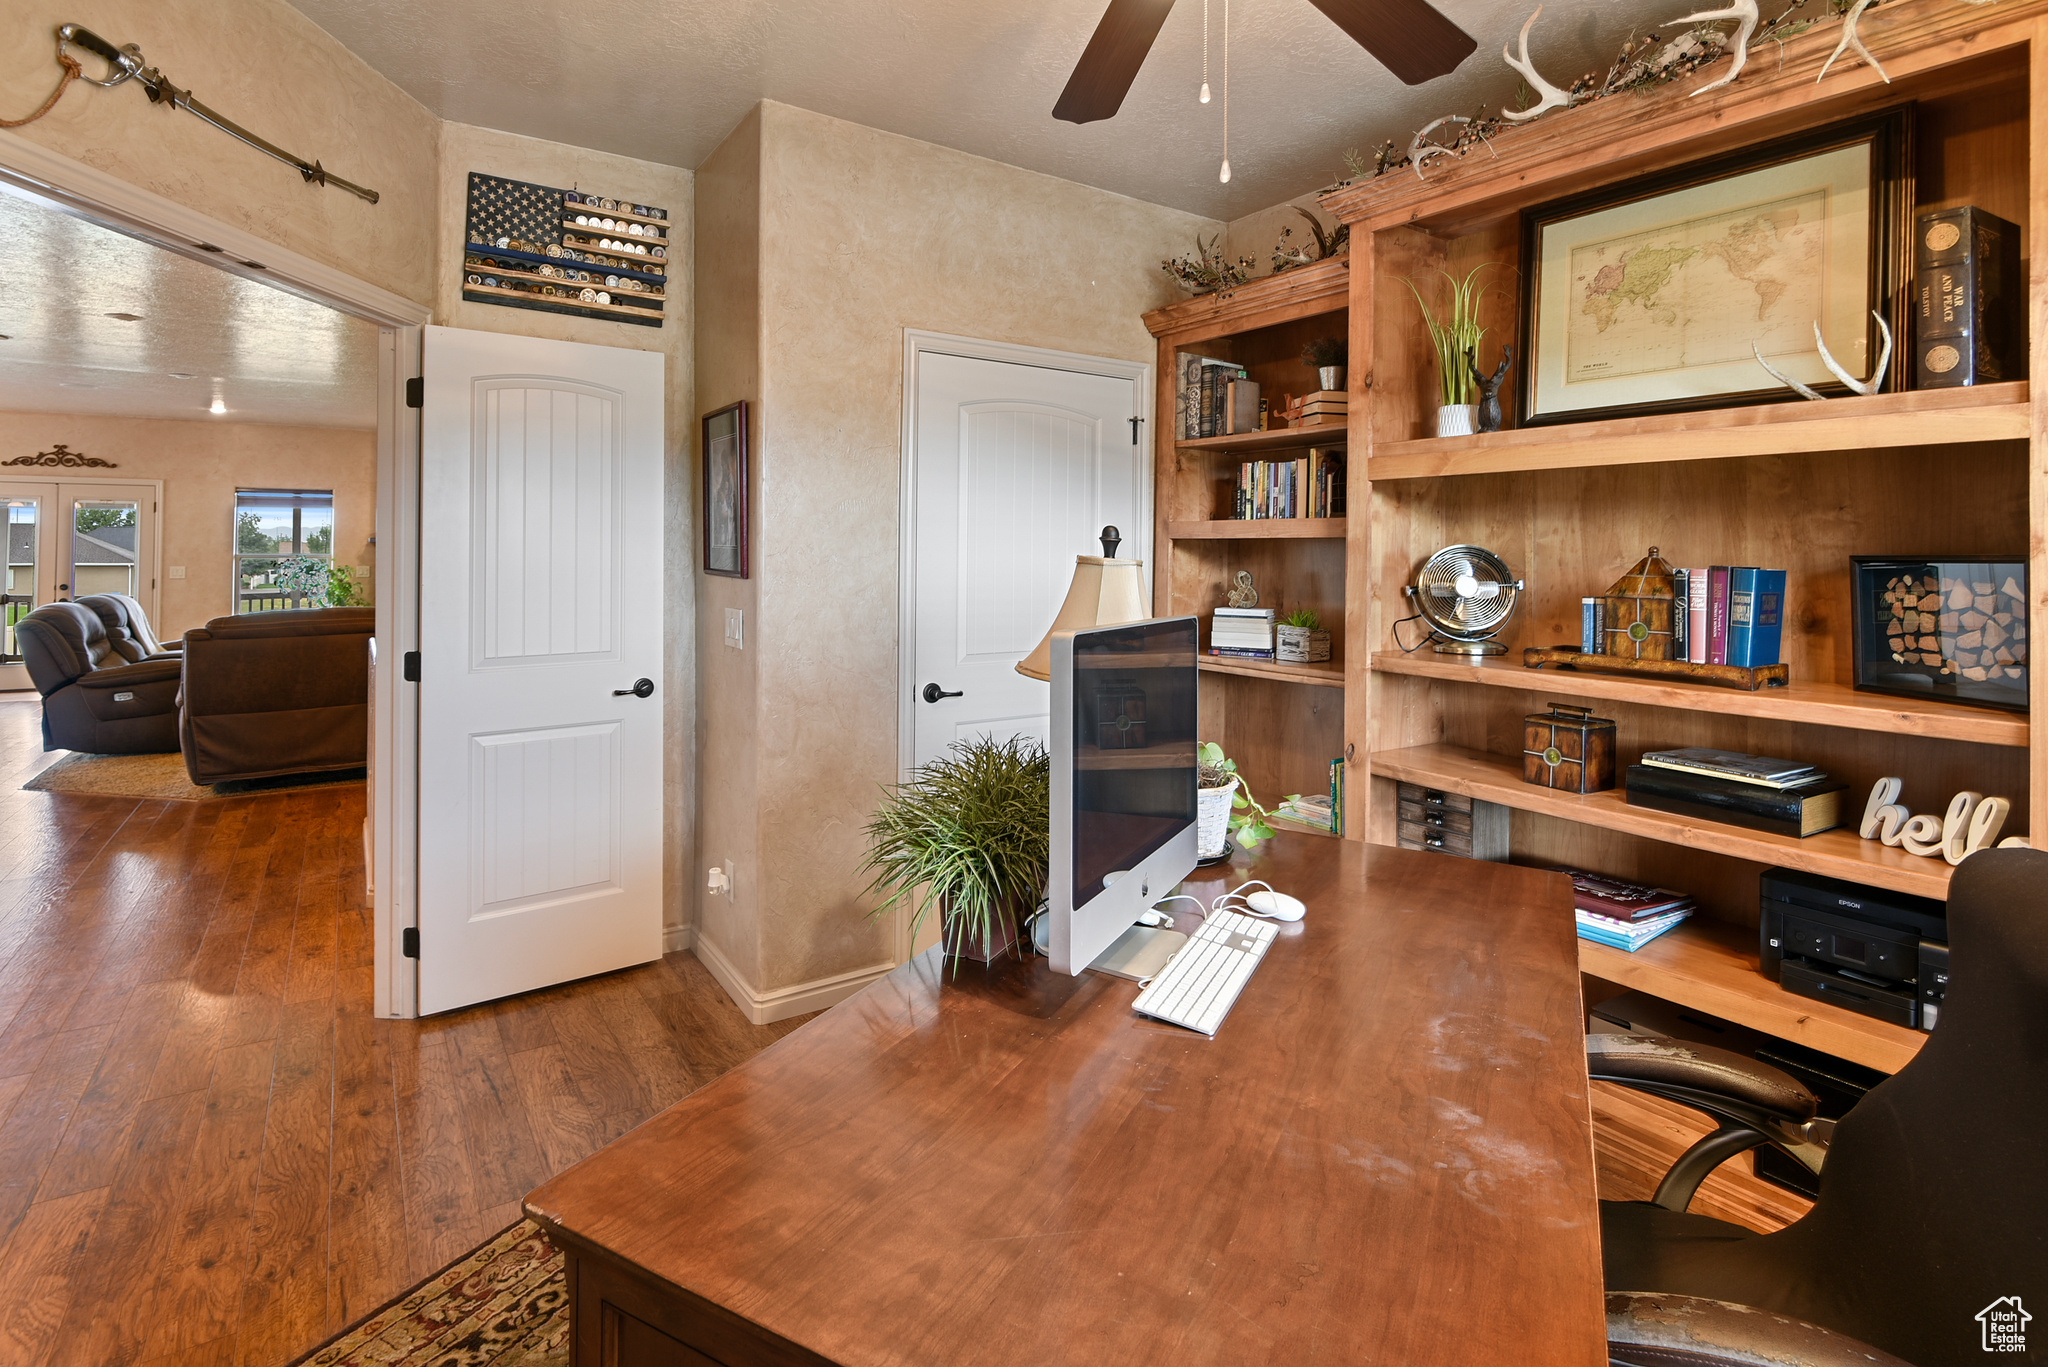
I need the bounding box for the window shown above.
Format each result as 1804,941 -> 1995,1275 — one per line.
234,488 -> 335,612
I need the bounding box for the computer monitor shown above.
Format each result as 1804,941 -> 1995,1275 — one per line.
1047,616 -> 1200,975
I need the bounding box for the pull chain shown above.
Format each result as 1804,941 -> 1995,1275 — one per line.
1219,0 -> 1231,183
1200,0 -> 1211,102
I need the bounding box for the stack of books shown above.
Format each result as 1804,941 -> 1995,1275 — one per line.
1177,354 -> 1249,438
1625,747 -> 1847,838
1233,448 -> 1345,520
1274,793 -> 1336,832
1559,867 -> 1695,951
1286,389 -> 1347,428
1680,566 -> 1787,668
1210,608 -> 1275,660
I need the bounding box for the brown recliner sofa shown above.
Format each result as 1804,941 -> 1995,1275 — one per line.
179,607 -> 374,784
80,592 -> 183,663
15,600 -> 183,754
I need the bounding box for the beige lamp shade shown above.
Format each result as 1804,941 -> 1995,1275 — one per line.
1015,555 -> 1150,681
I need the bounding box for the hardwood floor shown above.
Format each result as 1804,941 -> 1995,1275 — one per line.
0,700 -> 809,1367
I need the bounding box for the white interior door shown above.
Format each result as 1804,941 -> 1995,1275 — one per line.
910,350 -> 1147,773
415,325 -> 665,1015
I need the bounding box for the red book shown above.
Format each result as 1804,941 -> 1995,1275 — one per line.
1706,565 -> 1732,666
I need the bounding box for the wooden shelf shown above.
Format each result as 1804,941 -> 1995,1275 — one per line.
564,202 -> 671,231
1579,916 -> 1926,1074
462,260 -> 667,302
1369,384 -> 2028,481
1168,518 -> 1345,540
561,215 -> 670,242
1372,652 -> 2029,747
1174,421 -> 1346,454
460,281 -> 664,323
1368,743 -> 1954,900
1199,657 -> 1345,689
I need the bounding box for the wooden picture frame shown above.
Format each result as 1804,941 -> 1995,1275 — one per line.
1518,109 -> 1913,426
702,401 -> 749,578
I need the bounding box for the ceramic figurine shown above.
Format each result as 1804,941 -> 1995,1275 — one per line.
1467,345 -> 1513,433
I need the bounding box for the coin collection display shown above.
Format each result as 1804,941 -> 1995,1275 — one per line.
461,172 -> 668,328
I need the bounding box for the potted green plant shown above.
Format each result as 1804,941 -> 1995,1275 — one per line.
1275,607 -> 1331,663
860,735 -> 1050,962
1301,336 -> 1347,392
1405,262 -> 1502,438
1197,743 -> 1295,853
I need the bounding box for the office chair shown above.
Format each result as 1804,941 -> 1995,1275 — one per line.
1589,847 -> 2046,1367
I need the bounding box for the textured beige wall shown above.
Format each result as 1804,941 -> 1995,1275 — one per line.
1,0 -> 440,309
436,121 -> 697,947
739,101 -> 1216,995
0,411 -> 373,639
692,108 -> 764,983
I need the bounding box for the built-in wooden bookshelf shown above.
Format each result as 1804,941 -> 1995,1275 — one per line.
1143,3 -> 2044,1067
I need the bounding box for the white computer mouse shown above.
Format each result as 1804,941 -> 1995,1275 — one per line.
1245,889 -> 1306,922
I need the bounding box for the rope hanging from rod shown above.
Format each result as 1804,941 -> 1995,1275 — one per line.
18,24 -> 380,203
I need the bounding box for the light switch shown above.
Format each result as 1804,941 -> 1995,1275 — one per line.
724,608 -> 743,649
167,566 -> 186,579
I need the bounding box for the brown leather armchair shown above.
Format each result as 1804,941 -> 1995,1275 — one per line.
15,600 -> 182,754
79,592 -> 182,662
179,607 -> 374,784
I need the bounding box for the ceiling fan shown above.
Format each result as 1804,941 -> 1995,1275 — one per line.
1053,0 -> 1477,124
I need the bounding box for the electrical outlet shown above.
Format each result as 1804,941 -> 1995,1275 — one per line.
724,608 -> 744,649
167,566 -> 186,579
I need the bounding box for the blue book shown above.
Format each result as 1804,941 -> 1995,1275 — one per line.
1739,569 -> 1787,667
1580,597 -> 1602,654
1724,567 -> 1758,668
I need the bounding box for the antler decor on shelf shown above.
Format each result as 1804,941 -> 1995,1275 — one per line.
1669,0 -> 1761,96
1750,311 -> 1894,400
1501,8 -> 1574,122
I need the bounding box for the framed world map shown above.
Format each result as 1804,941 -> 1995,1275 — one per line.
1519,110 -> 1912,426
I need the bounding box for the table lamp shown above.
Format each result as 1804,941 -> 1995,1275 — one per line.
1015,526 -> 1149,681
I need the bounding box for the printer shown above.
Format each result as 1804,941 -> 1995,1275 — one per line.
1760,868 -> 1948,1031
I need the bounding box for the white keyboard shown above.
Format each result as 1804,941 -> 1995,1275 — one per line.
1129,908 -> 1277,1036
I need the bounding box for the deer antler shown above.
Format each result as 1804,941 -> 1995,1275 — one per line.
1815,311 -> 1893,396
1670,0 -> 1760,96
1501,7 -> 1573,122
1817,0 -> 1889,83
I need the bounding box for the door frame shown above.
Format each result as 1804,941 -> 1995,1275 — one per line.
0,129 -> 433,1018
895,330 -> 1152,961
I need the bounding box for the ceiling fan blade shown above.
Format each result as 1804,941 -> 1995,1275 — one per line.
1053,0 -> 1178,124
1305,0 -> 1477,85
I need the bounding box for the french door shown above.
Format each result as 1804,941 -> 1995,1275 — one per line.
0,479 -> 161,691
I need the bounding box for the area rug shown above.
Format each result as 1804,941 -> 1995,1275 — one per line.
293,1220 -> 567,1367
23,750 -> 366,801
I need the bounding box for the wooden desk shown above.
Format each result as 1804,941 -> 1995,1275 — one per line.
525,839 -> 1606,1366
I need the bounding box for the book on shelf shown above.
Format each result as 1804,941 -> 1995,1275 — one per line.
1232,448 -> 1344,520
1209,646 -> 1277,660
1575,905 -> 1693,952
1915,205 -> 2022,389
1553,867 -> 1695,921
1672,569 -> 1690,662
1728,569 -> 1785,668
1178,354 -> 1244,439
1624,764 -> 1847,838
1579,597 -> 1606,655
1274,793 -> 1336,833
1706,565 -> 1732,665
1224,377 -> 1261,435
1640,747 -> 1817,786
1684,566 -> 1710,664
1330,757 -> 1344,836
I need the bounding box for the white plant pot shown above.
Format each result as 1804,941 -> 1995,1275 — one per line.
1318,366 -> 1345,392
1435,404 -> 1478,438
1197,778 -> 1238,859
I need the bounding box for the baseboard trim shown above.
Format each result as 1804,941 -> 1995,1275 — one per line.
692,934 -> 895,1025
662,924 -> 695,954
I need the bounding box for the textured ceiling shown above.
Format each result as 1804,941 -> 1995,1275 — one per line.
287,0 -> 1676,219
0,188 -> 379,430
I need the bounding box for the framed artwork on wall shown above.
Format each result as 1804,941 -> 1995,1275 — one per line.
1518,109 -> 1912,426
702,401 -> 749,578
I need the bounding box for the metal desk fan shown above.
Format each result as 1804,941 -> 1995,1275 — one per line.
1403,544 -> 1524,656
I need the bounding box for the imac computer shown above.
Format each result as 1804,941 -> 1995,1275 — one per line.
1047,616 -> 1200,976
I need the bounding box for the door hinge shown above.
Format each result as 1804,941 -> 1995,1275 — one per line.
405,376 -> 424,408
1130,416 -> 1144,445
402,650 -> 420,682
401,926 -> 420,958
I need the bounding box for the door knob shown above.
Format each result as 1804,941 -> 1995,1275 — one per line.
614,678 -> 655,698
921,683 -> 963,704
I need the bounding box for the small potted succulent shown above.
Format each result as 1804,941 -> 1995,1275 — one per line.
1275,607 -> 1331,663
1301,336 -> 1347,392
1197,743 -> 1294,854
860,735 -> 1050,962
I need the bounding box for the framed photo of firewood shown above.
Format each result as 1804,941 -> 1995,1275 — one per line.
1851,556 -> 2028,713
1518,109 -> 1913,426
702,400 -> 749,578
